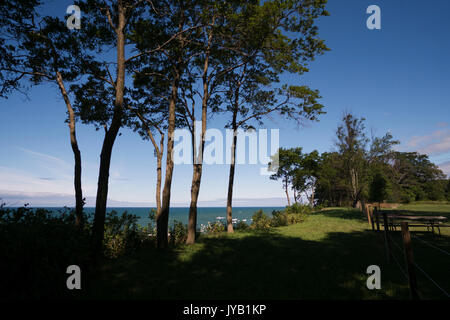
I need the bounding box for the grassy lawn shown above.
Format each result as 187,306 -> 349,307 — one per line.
84,205 -> 450,300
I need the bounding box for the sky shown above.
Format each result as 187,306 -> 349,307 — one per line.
1,0 -> 449,207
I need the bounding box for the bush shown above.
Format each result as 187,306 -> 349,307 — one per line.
0,205 -> 91,299
250,210 -> 272,230
0,205 -> 157,298
284,203 -> 312,215
103,210 -> 153,258
286,213 -> 306,224
169,220 -> 188,245
271,210 -> 288,227
201,221 -> 226,234
234,220 -> 250,231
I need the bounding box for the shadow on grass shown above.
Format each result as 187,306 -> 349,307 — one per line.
83,227 -> 435,300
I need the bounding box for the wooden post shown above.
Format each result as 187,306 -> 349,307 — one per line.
365,204 -> 372,227
401,222 -> 420,300
375,207 -> 380,232
382,211 -> 391,263
370,206 -> 375,231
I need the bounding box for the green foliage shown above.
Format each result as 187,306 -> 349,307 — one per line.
286,213 -> 307,225
0,205 -> 91,299
271,210 -> 288,227
447,179 -> 450,201
0,204 -> 157,298
250,210 -> 272,230
251,207 -> 308,230
103,211 -> 153,258
170,220 -> 188,245
312,113 -> 444,207
284,203 -> 312,215
201,221 -> 226,234
369,171 -> 389,203
147,209 -> 157,235
234,220 -> 250,231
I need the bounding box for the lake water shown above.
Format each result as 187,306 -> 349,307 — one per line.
45,206 -> 284,229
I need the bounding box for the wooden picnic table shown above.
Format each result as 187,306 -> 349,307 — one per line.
384,214 -> 448,235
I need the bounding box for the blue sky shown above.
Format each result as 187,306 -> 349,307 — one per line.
1,0 -> 449,207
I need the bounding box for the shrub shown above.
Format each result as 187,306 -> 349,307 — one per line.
234,220 -> 250,231
250,210 -> 271,230
271,210 -> 288,227
169,220 -> 188,245
201,221 -> 226,234
103,211 -> 153,258
0,205 -> 91,299
147,209 -> 157,236
284,203 -> 312,215
286,213 -> 306,224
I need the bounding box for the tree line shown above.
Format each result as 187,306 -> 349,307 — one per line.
0,0 -> 329,255
270,112 -> 450,207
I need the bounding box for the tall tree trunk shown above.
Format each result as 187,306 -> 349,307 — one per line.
91,4 -> 126,256
285,178 -> 291,206
186,163 -> 202,243
309,184 -> 315,208
186,29 -> 212,244
134,110 -> 164,216
226,116 -> 238,233
185,98 -> 206,243
155,134 -> 164,215
350,167 -> 359,207
293,189 -> 297,204
158,70 -> 180,249
55,72 -> 84,227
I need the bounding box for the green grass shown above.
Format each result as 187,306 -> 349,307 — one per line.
83,204 -> 450,300
395,202 -> 450,216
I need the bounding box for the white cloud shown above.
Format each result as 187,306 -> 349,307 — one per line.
0,166 -> 73,194
438,161 -> 450,176
405,129 -> 450,156
0,147 -> 98,196
17,147 -> 72,170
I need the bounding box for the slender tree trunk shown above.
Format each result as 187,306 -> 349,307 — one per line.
134,110 -> 164,216
309,185 -> 315,208
285,178 -> 291,206
186,29 -> 212,244
226,117 -> 238,233
56,72 -> 84,227
293,189 -> 298,204
185,101 -> 206,243
158,70 -> 180,249
186,163 -> 202,243
91,5 -> 126,256
350,167 -> 359,207
155,134 -> 164,215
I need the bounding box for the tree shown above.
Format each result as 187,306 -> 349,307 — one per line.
291,150 -> 320,207
314,152 -> 347,206
182,1 -> 232,244
0,1 -> 86,226
269,147 -> 304,206
446,179 -> 450,201
126,0 -> 214,248
335,112 -> 369,207
71,0 -> 152,254
221,0 -> 328,232
369,171 -> 389,204
388,151 -> 446,202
